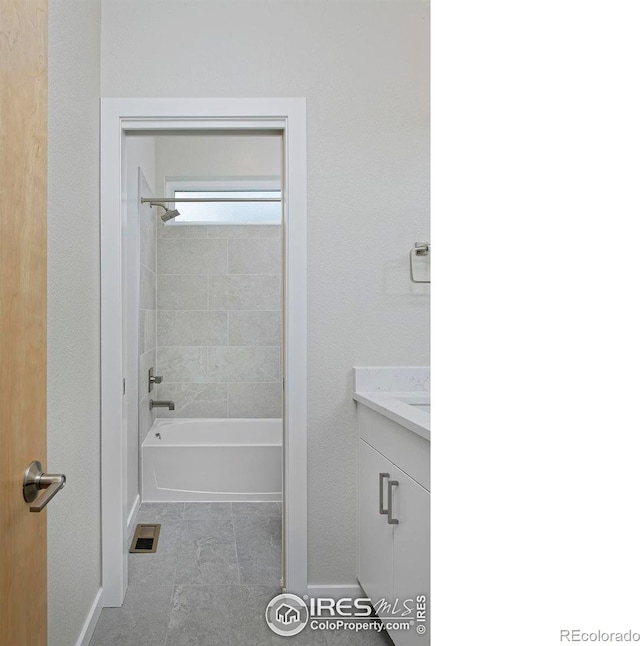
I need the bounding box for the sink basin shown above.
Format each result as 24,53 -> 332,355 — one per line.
410,404 -> 430,412
391,394 -> 429,409
353,391 -> 430,440
352,367 -> 430,440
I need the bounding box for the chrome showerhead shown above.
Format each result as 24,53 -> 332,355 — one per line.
149,201 -> 181,223
160,208 -> 180,222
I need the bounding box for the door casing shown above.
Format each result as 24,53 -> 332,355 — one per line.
100,98 -> 308,605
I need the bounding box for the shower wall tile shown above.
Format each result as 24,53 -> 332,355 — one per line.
154,383 -> 228,419
228,311 -> 281,346
158,224 -> 208,239
140,265 -> 157,310
157,275 -> 208,310
157,239 -> 227,275
139,309 -> 157,355
207,225 -> 280,239
156,226 -> 282,419
228,383 -> 282,418
208,275 -> 280,311
140,205 -> 157,271
157,346 -> 208,383
158,311 -> 228,347
228,238 -> 281,275
207,346 -> 280,383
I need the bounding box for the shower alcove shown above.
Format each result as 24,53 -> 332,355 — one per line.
100,98 -> 307,606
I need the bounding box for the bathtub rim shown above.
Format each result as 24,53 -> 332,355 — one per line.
141,419 -> 282,503
142,417 -> 283,448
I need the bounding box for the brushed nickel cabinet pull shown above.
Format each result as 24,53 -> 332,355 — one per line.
410,242 -> 430,283
387,480 -> 399,525
379,473 -> 390,515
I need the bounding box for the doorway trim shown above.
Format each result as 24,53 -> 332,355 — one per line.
100,98 -> 307,605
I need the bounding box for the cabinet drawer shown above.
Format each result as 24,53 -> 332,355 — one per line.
358,404 -> 430,490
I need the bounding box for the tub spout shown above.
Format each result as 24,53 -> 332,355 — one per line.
150,399 -> 175,411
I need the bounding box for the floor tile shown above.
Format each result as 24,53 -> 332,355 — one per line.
91,498 -> 307,643
232,502 -> 281,517
270,629 -> 330,645
238,559 -> 282,586
184,502 -> 232,522
128,522 -> 181,586
235,513 -> 282,585
166,585 -> 327,646
175,519 -> 239,585
136,502 -> 185,524
180,517 -> 236,544
233,512 -> 281,603
323,623 -> 395,645
89,585 -> 172,646
234,514 -> 281,563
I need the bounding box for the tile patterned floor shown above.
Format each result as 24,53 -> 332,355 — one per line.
90,502 -> 393,646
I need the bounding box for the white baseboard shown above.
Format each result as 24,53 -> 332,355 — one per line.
126,494 -> 141,541
75,586 -> 103,646
306,584 -> 365,600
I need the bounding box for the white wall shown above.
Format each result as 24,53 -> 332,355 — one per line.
48,1 -> 102,644
102,0 -> 429,587
155,133 -> 281,196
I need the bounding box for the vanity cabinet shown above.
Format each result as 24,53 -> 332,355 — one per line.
391,464 -> 430,642
358,440 -> 396,604
357,406 -> 430,646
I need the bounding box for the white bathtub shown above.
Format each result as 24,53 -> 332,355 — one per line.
141,418 -> 282,502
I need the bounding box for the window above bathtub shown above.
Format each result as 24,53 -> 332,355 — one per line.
164,178 -> 282,226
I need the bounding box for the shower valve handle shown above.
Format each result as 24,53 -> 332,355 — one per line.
148,368 -> 163,392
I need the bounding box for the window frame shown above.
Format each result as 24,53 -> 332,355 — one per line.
164,176 -> 282,226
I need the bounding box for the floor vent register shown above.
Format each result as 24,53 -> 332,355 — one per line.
129,524 -> 161,553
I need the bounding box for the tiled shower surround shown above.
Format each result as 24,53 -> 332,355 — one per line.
154,224 -> 282,418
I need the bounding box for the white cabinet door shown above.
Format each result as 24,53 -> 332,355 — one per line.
388,469 -> 430,646
358,439 -> 394,605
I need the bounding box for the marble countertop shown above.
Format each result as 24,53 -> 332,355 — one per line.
353,367 -> 430,440
353,391 -> 430,441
